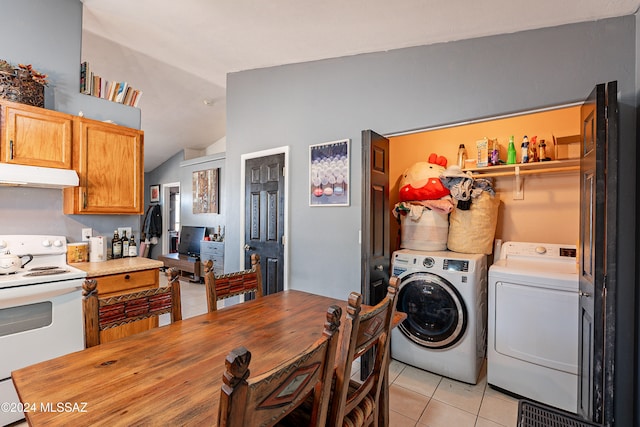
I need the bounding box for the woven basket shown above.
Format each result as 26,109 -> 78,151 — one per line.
0,70 -> 44,107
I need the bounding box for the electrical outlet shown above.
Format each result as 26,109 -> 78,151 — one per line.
82,228 -> 92,241
118,227 -> 132,238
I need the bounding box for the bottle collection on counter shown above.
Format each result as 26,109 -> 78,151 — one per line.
111,229 -> 138,259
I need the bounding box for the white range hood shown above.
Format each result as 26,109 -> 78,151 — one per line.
0,163 -> 79,188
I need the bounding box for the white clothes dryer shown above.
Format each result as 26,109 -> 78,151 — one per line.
488,241 -> 579,413
391,249 -> 487,384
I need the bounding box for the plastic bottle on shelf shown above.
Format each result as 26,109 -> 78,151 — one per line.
521,135 -> 529,163
507,135 -> 517,164
491,139 -> 500,165
529,136 -> 538,162
457,144 -> 467,168
539,139 -> 547,161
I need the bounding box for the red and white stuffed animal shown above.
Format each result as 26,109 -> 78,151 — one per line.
398,153 -> 450,202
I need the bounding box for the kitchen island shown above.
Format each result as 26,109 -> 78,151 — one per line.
72,257 -> 165,345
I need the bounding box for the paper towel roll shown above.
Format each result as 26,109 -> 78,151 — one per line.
89,236 -> 107,262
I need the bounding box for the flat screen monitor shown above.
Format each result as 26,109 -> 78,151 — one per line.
177,226 -> 206,256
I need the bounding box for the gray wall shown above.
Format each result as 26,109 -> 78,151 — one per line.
0,0 -> 142,243
144,151 -> 226,260
227,16 -> 637,424
178,154 -> 226,232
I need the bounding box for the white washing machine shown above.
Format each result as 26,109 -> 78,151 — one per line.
391,249 -> 487,384
488,241 -> 579,413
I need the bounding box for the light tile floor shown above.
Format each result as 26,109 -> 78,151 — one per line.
169,277 -> 520,427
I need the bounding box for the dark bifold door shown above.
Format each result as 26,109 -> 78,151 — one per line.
244,153 -> 285,295
361,130 -> 390,306
578,81 -> 617,425
360,130 -> 390,381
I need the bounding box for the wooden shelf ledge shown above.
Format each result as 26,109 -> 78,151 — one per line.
464,159 -> 580,178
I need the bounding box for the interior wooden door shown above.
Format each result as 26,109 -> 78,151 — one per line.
578,81 -> 618,425
361,130 -> 390,306
244,153 -> 285,295
360,129 -> 391,383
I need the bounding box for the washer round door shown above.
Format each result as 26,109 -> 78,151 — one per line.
397,271 -> 467,349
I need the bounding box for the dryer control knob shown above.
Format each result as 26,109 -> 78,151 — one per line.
535,246 -> 547,254
423,257 -> 435,268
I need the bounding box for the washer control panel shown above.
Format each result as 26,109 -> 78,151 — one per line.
392,251 -> 475,274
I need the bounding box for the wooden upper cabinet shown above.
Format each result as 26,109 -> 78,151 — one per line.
0,100 -> 73,169
64,117 -> 144,214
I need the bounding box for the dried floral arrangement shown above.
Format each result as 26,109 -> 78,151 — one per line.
0,59 -> 48,85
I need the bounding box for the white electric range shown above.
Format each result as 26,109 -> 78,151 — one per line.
0,235 -> 87,426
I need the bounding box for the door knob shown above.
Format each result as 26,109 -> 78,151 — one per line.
579,291 -> 592,297
244,244 -> 254,251
374,265 -> 384,271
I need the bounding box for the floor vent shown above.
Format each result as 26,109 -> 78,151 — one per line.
518,400 -> 599,427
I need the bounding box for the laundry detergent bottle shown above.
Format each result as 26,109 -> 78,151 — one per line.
507,135 -> 517,164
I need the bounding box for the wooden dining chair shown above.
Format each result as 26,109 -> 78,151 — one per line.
217,304 -> 342,427
328,277 -> 399,427
83,268 -> 182,348
203,253 -> 263,312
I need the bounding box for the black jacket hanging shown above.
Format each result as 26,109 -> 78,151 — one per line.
143,204 -> 163,239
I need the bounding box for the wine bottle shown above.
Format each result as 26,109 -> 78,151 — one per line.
122,231 -> 129,258
128,234 -> 138,257
112,230 -> 122,259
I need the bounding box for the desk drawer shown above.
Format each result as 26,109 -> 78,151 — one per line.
201,241 -> 224,257
96,268 -> 159,296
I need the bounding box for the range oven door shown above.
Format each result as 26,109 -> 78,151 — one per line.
396,272 -> 467,349
0,279 -> 84,425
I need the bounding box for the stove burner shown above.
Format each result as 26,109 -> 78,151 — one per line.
24,269 -> 70,277
29,266 -> 61,271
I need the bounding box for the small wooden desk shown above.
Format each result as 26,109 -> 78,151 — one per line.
12,290 -> 404,426
157,252 -> 201,281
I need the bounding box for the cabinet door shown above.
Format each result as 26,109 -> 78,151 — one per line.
1,101 -> 73,168
65,118 -> 144,214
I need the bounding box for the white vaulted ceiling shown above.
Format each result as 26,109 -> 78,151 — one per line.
81,0 -> 640,171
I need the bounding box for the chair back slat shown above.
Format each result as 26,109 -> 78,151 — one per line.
329,277 -> 399,427
82,268 -> 182,348
204,253 -> 263,312
218,305 -> 342,427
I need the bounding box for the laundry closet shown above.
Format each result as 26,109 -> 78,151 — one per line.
388,104 -> 581,253
386,104 -> 584,402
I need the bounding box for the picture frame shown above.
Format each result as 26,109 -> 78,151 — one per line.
309,139 -> 350,206
149,184 -> 160,203
192,168 -> 219,214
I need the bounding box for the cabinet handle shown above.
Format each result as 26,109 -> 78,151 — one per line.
9,140 -> 13,159
83,191 -> 87,209
124,274 -> 130,280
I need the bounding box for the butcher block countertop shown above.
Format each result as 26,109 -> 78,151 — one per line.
71,257 -> 164,277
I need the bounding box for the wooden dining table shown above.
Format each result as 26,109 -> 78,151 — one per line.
12,289 -> 405,426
